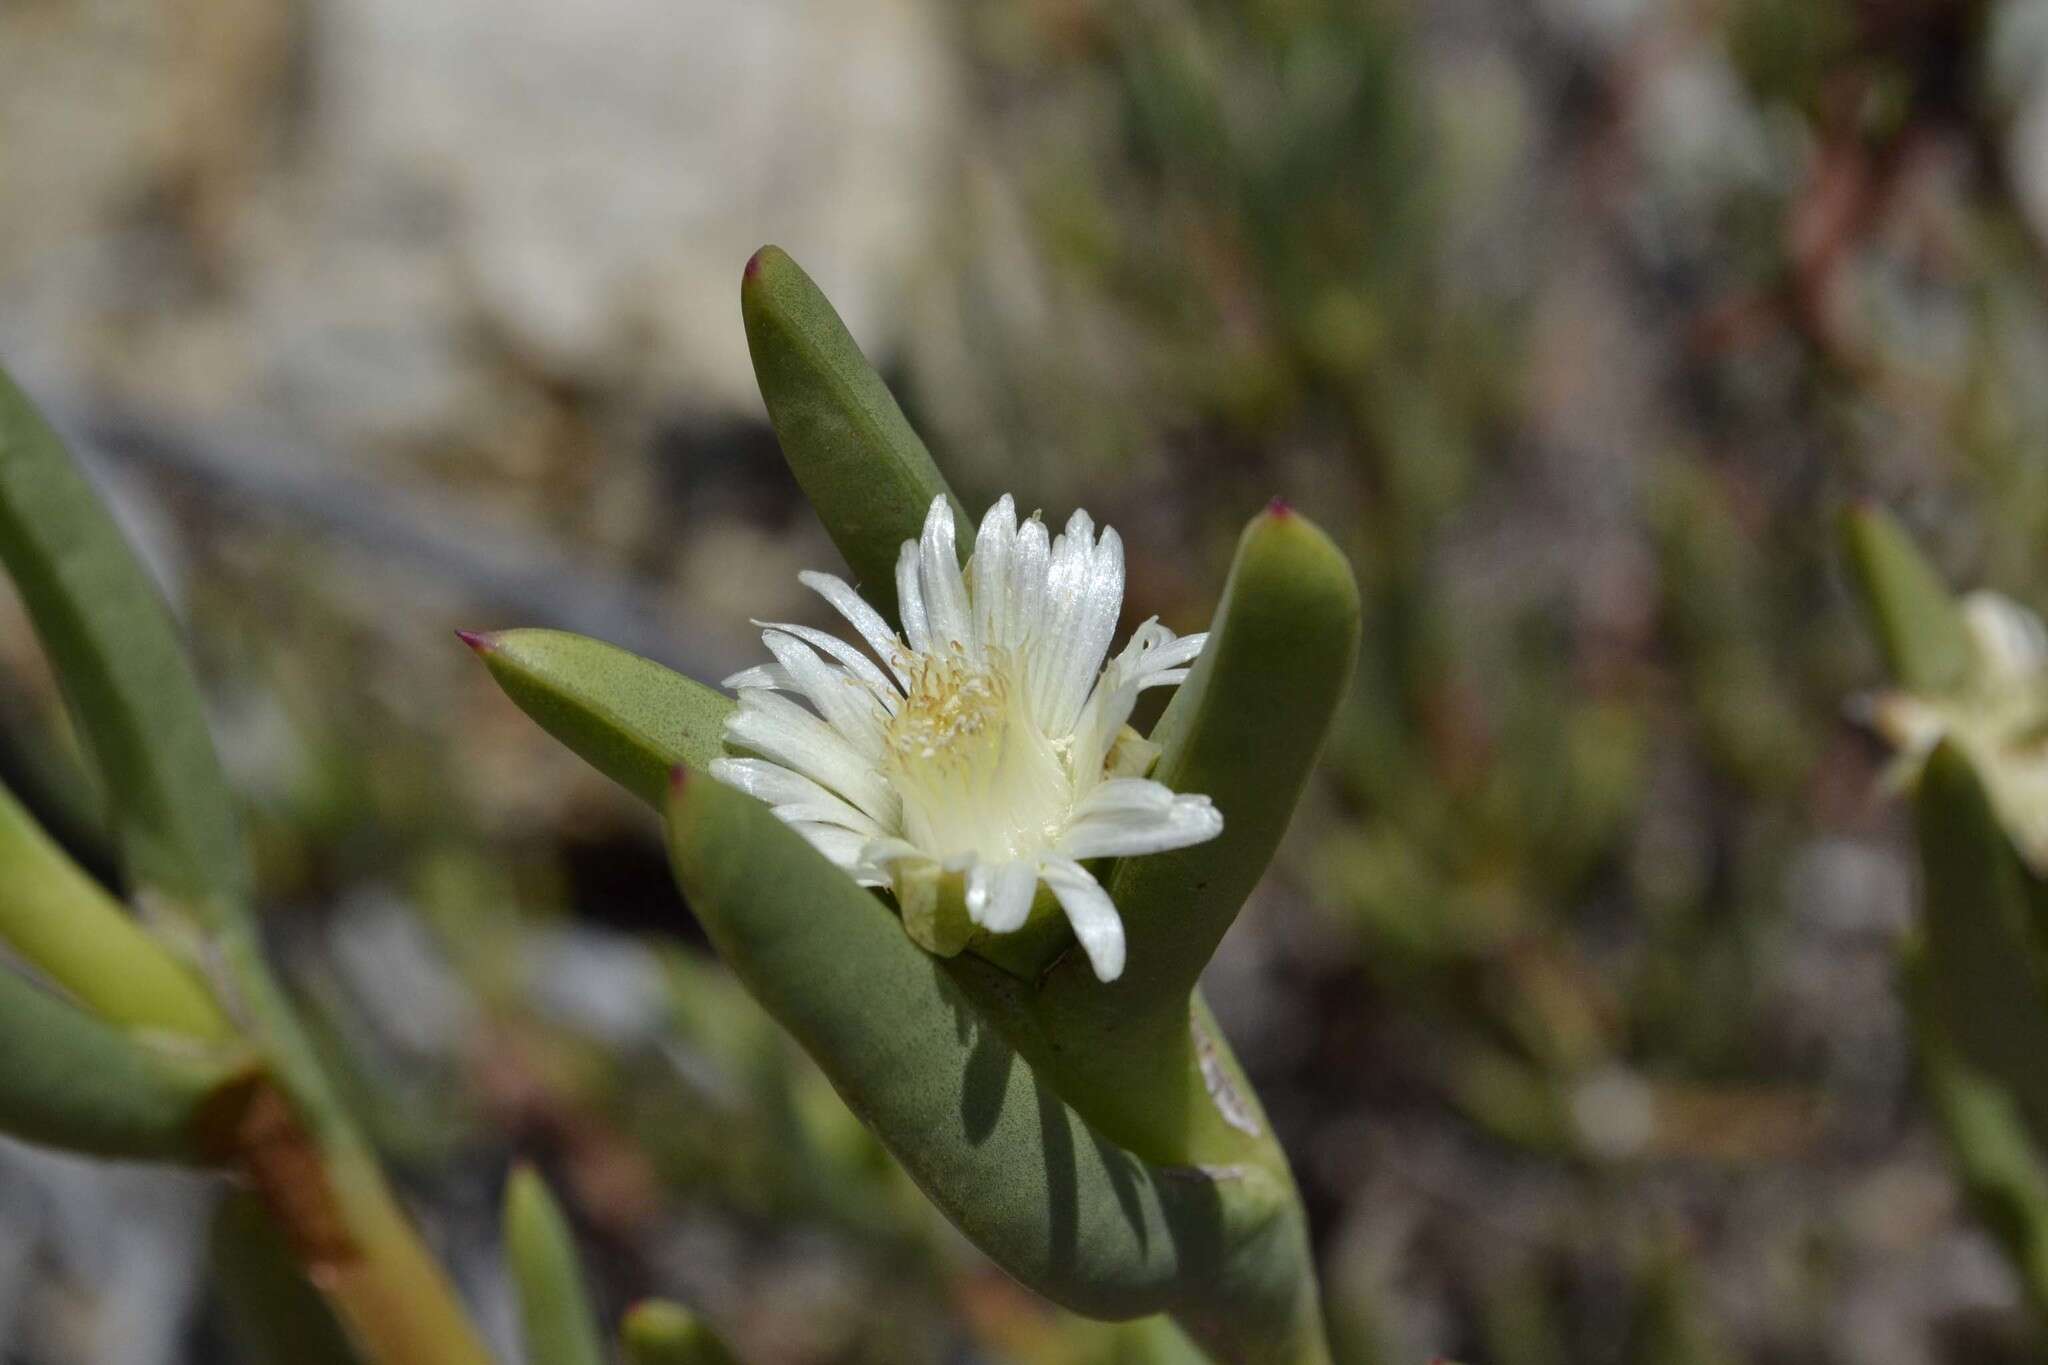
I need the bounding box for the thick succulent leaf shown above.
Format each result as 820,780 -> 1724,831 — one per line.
505,1166 -> 606,1365
0,963 -> 235,1162
1108,503 -> 1361,1004
0,368 -> 248,918
620,1301 -> 744,1365
741,245 -> 969,621
209,1192 -> 364,1365
662,771 -> 1304,1331
1841,503 -> 1973,693
1902,949 -> 2048,1317
0,778 -> 228,1039
466,628 -> 732,807
1913,742 -> 2048,1145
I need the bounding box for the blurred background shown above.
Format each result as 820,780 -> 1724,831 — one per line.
4,0 -> 2048,1361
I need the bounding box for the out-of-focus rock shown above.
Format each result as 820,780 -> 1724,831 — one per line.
0,0 -> 960,453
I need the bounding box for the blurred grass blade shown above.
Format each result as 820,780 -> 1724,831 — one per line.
664,769 -> 1311,1350
210,1191 -> 365,1365
505,1165 -> 606,1365
0,962 -> 236,1161
0,367 -> 248,918
1913,742 -> 2048,1142
464,628 -> 732,807
1841,503 -> 1973,693
1111,502 -> 1361,1003
620,1300 -> 744,1365
0,778 -> 229,1039
741,245 -> 969,621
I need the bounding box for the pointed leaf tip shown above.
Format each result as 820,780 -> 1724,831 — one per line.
739,244 -> 965,624
1266,496 -> 1294,518
455,629 -> 496,653
505,1165 -> 605,1365
1840,502 -> 1973,693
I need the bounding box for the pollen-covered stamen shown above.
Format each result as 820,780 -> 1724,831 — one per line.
883,645 -> 1071,862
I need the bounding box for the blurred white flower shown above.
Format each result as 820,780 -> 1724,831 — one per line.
1869,591 -> 2048,867
712,495 -> 1221,981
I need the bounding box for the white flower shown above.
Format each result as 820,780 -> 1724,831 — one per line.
1869,591 -> 2048,868
709,494 -> 1223,980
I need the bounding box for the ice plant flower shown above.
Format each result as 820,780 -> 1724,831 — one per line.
709,494 -> 1222,980
1867,590 -> 2048,869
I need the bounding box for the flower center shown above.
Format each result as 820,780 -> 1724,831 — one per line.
882,647 -> 1071,862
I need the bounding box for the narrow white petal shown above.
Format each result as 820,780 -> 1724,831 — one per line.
788,821 -> 885,880
861,835 -> 926,867
800,570 -> 910,685
1058,779 -> 1223,859
713,755 -> 885,834
1063,525 -> 1125,720
721,662 -> 794,693
711,756 -> 864,815
1010,513 -> 1051,653
724,691 -> 897,822
896,540 -> 931,654
977,860 -> 1037,932
970,495 -> 1017,651
759,631 -> 890,751
1038,856 -> 1126,982
1029,511 -> 1095,732
918,496 -> 974,655
759,621 -> 901,710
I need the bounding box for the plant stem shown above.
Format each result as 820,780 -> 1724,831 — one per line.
211,920 -> 498,1365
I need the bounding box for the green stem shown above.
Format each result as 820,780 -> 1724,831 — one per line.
209,920 -> 499,1365
0,779 -> 230,1040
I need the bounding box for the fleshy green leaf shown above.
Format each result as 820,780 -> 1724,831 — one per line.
210,1192 -> 365,1365
0,962 -> 237,1162
0,367 -> 248,919
504,1165 -> 607,1365
465,628 -> 732,807
1841,503 -> 1973,693
0,778 -> 228,1039
741,245 -> 968,621
662,770 -> 1316,1355
1111,502 -> 1361,1002
620,1301 -> 744,1365
1913,742 -> 2048,1143
1903,948 -> 2048,1319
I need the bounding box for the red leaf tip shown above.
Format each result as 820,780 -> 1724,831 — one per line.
669,764 -> 690,794
454,629 -> 497,653
1265,496 -> 1294,518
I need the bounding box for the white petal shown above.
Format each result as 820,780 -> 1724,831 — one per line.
965,859 -> 1037,933
896,540 -> 931,654
1058,779 -> 1223,859
1032,514 -> 1124,737
800,570 -> 910,685
759,621 -> 901,710
721,662 -> 794,693
1038,856 -> 1126,982
1966,591 -> 2048,685
918,495 -> 974,655
724,691 -> 897,823
709,757 -> 877,833
1009,513 -> 1051,653
861,835 -> 926,867
970,495 -> 1017,652
759,630 -> 890,751
787,821 -> 886,882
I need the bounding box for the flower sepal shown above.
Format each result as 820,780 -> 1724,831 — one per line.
893,861 -> 975,959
